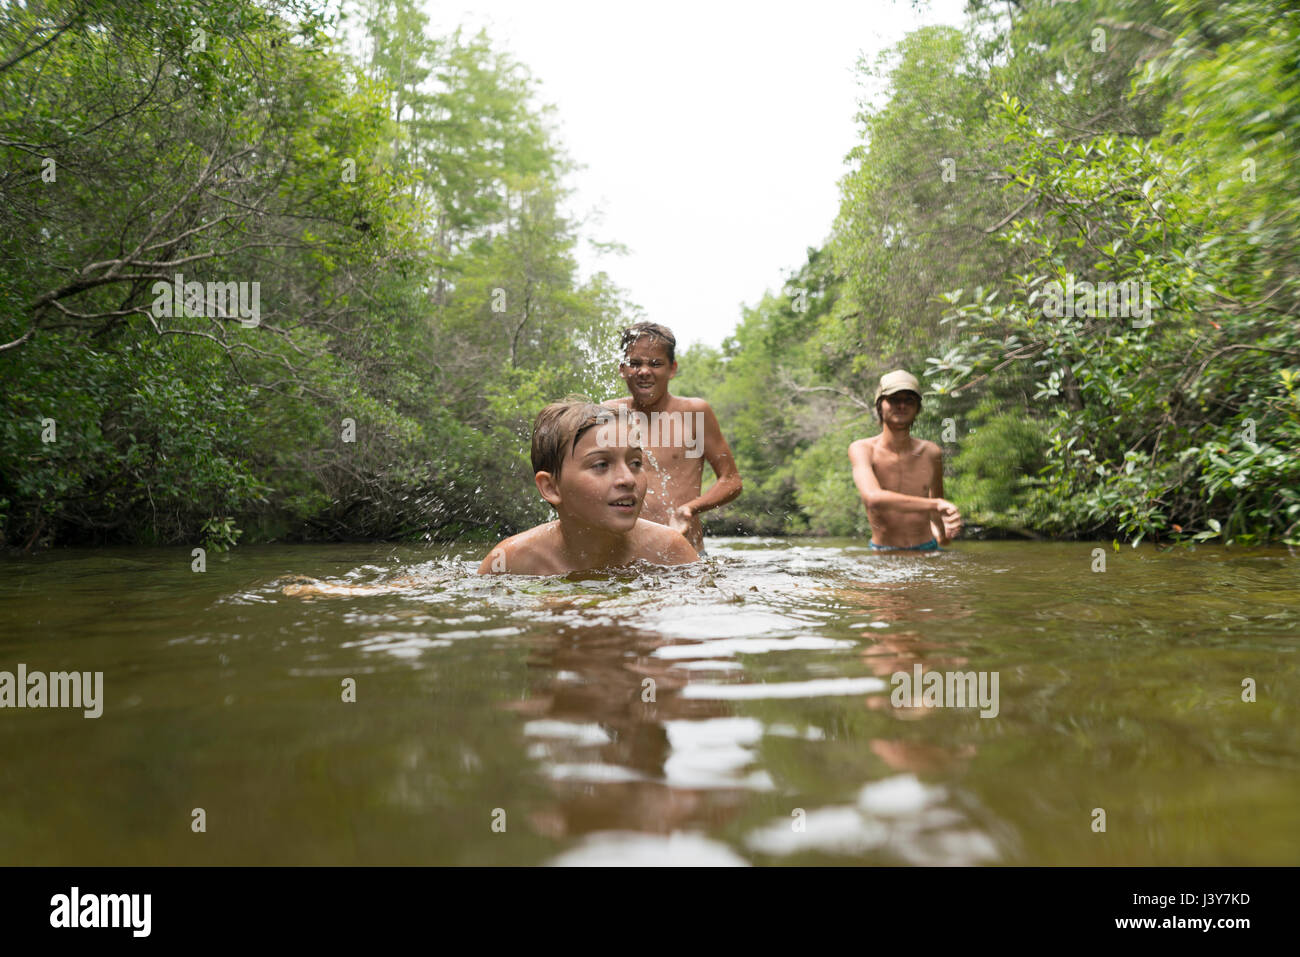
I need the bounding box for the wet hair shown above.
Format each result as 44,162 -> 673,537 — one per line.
531,396 -> 615,480
873,390 -> 922,423
619,321 -> 676,364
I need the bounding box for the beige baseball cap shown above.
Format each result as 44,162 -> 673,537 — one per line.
874,369 -> 922,403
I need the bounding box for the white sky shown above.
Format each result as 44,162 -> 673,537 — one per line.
419,0 -> 970,350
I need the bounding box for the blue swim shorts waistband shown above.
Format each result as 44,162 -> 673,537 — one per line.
869,537 -> 940,552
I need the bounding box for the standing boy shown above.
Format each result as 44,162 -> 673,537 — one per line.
848,370 -> 962,551
601,322 -> 743,554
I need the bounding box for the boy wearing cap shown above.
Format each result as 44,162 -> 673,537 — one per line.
848,370 -> 962,551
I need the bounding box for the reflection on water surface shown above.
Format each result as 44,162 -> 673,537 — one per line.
1,538 -> 1296,865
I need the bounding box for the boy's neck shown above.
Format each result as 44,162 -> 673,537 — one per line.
879,422 -> 915,452
628,390 -> 673,415
557,515 -> 633,569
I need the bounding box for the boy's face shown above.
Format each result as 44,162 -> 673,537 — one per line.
879,391 -> 920,428
538,420 -> 647,532
620,337 -> 676,404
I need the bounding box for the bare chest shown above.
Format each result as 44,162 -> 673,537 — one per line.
644,441 -> 705,483
870,444 -> 931,497
621,406 -> 706,482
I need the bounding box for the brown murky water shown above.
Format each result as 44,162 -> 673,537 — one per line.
1,538 -> 1296,864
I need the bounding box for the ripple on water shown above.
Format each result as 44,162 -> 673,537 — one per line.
651,635 -> 854,659
547,831 -> 751,867
545,764 -> 651,784
679,676 -> 888,700
339,633 -> 452,658
5,538 -> 1296,866
523,720 -> 613,746
663,717 -> 775,791
644,607 -> 815,639
744,774 -> 1000,865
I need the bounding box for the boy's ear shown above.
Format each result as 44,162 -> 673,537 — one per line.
535,470 -> 561,508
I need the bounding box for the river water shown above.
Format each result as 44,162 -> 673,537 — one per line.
1,538 -> 1296,865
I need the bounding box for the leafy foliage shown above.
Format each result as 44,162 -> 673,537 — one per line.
929,3 -> 1300,546
0,0 -> 622,548
674,0 -> 1297,545
3,0 -> 1293,549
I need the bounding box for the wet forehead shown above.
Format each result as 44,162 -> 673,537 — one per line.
623,337 -> 671,362
570,419 -> 640,460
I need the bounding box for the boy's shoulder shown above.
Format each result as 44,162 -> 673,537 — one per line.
848,434 -> 881,458
671,395 -> 710,412
632,516 -> 681,545
631,518 -> 699,564
603,394 -> 709,413
848,435 -> 943,458
479,520 -> 695,574
478,522 -> 562,575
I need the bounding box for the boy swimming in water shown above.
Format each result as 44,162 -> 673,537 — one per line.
283,398 -> 694,595
600,322 -> 743,555
848,370 -> 962,551
478,397 -> 698,575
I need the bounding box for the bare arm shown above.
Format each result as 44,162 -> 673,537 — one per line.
927,449 -> 959,544
683,402 -> 743,516
848,439 -> 941,514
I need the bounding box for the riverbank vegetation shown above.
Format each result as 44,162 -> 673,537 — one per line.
2,0 -> 1296,550
2,0 -> 627,549
680,0 -> 1299,547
